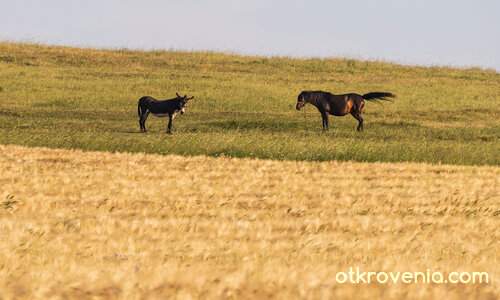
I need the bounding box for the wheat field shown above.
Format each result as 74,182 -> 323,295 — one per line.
0,144 -> 498,299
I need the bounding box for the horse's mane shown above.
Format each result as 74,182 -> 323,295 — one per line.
301,91 -> 331,105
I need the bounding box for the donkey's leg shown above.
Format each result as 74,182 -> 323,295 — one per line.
140,111 -> 150,132
351,111 -> 363,132
166,116 -> 173,134
139,114 -> 145,132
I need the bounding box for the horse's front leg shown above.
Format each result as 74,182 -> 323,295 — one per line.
166,116 -> 173,134
321,112 -> 329,131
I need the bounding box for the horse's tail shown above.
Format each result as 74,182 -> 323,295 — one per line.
362,92 -> 396,102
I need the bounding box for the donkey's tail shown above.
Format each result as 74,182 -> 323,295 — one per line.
362,92 -> 396,102
138,98 -> 145,117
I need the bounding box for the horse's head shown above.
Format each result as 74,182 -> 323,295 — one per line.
296,92 -> 307,110
176,93 -> 194,114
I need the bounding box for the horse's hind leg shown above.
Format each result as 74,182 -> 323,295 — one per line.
351,99 -> 365,132
351,110 -> 364,131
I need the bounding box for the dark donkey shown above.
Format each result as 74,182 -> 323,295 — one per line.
296,91 -> 395,131
138,93 -> 194,134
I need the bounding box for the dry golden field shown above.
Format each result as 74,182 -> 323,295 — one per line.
0,144 -> 499,299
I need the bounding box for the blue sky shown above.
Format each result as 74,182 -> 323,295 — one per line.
1,0 -> 499,71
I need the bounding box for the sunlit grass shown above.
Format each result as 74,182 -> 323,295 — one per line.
1,42 -> 499,299
0,42 -> 499,165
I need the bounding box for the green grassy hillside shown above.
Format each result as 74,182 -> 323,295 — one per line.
0,42 -> 498,164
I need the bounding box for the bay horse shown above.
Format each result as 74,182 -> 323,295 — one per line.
138,93 -> 194,134
296,91 -> 395,131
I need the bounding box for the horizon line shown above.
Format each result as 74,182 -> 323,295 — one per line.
1,39 -> 498,73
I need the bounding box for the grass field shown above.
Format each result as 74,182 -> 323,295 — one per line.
0,42 -> 499,165
1,144 -> 499,299
0,43 -> 499,299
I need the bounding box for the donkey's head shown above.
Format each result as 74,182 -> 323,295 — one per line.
296,92 -> 307,110
175,93 -> 194,114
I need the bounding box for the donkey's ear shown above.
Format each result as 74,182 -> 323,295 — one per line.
176,92 -> 181,98
187,96 -> 194,100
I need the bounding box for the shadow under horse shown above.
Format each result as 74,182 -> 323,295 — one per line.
296,91 -> 395,131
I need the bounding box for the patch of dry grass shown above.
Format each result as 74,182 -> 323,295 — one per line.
0,145 -> 499,299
